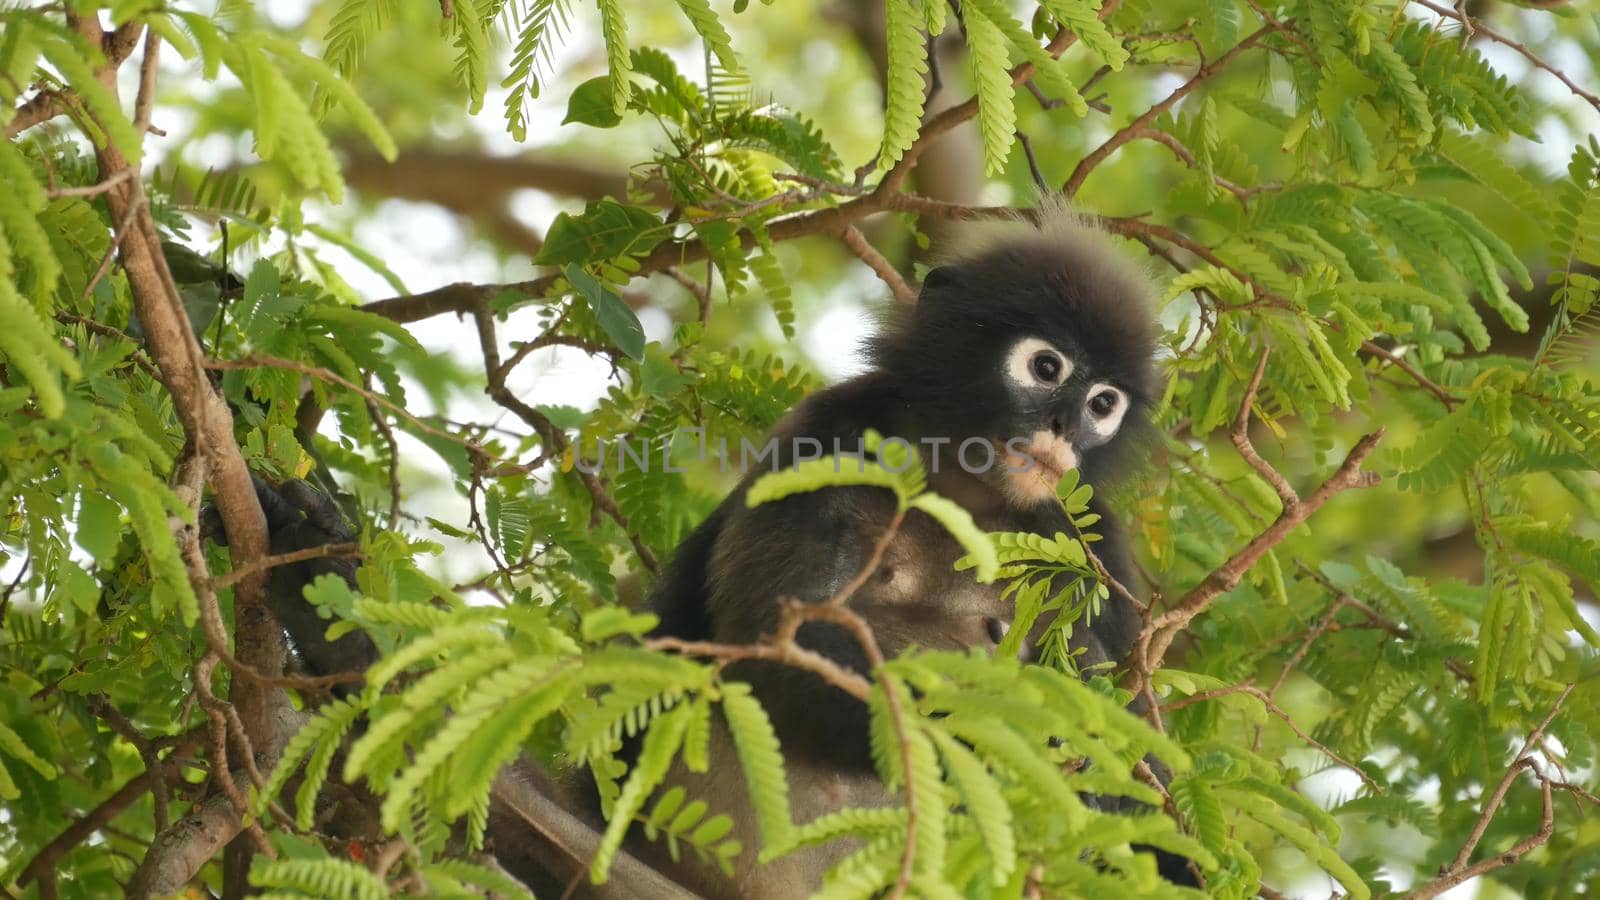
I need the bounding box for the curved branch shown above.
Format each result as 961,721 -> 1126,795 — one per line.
1064,25 -> 1277,198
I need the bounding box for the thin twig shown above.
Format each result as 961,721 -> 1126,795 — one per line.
211,542 -> 362,590
648,633 -> 873,701
79,192 -> 145,304
193,653 -> 274,856
664,266 -> 714,325
17,727 -> 206,890
1133,366 -> 1384,682
472,305 -> 660,573
1358,340 -> 1458,410
0,558 -> 27,622
46,166 -> 135,198
1231,348 -> 1298,511
133,30 -> 161,134
1130,127 -> 1254,205
1413,0 -> 1600,114
1295,561 -> 1476,684
358,3 -> 1123,326
839,225 -> 916,303
1065,26 -> 1278,197
88,696 -> 172,830
1445,685 -> 1573,871
204,355 -> 492,462
1162,683 -> 1381,791
1015,131 -> 1050,193
647,505 -> 922,897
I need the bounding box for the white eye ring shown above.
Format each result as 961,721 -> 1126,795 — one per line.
1083,384 -> 1128,439
1006,338 -> 1072,388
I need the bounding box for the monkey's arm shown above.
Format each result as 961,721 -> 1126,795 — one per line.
698,483 -> 901,771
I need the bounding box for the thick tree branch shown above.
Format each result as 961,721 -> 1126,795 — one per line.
5,90 -> 67,138
18,729 -> 205,891
58,18 -> 292,890
125,793 -> 249,898
6,17 -> 145,138
343,149 -> 651,206
489,773 -> 697,900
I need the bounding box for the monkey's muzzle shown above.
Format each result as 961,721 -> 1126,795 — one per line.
1004,430 -> 1078,503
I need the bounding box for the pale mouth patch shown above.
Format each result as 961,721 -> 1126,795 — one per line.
1004,431 -> 1077,502
1022,447 -> 1067,480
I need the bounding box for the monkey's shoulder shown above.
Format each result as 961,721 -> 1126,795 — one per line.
644,376 -> 906,640
766,371 -> 911,459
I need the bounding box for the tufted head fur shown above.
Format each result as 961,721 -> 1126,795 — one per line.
866,205 -> 1160,497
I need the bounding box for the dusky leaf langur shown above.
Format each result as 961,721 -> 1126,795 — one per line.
237,210 -> 1194,898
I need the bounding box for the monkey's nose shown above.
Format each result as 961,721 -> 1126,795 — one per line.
985,617 -> 1009,643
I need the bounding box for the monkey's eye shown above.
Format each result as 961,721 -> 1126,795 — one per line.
1030,352 -> 1065,384
1006,338 -> 1072,388
1089,390 -> 1118,417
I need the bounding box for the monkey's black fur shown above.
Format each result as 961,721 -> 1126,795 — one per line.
636,217 -> 1196,890
237,215 -> 1197,896
649,220 -> 1159,761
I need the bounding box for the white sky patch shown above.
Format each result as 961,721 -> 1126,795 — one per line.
804,264 -> 880,380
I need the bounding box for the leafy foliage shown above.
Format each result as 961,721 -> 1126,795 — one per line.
1,1 -> 1597,899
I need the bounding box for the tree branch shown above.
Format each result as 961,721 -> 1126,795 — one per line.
471,305 -> 660,573
125,793 -> 248,898
1141,427 -> 1382,669
839,225 -> 917,303
1161,683 -> 1381,791
18,729 -> 205,891
1064,26 -> 1277,197
1135,351 -> 1383,679
1406,684 -> 1574,899
1230,348 -> 1298,511
354,3 -> 1125,326
1412,0 -> 1600,114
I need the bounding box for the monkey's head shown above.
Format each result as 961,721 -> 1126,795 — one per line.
868,213 -> 1159,506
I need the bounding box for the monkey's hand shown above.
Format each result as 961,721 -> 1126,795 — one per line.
204,476 -> 378,689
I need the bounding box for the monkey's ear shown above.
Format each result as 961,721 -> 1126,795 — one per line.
918,264 -> 961,297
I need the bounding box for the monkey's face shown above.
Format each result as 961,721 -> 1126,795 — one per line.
868,223 -> 1159,501
996,335 -> 1134,505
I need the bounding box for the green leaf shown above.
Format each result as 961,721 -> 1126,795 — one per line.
674,0 -> 739,73
75,491 -> 122,564
596,0 -> 632,114
961,0 -> 1016,175
745,456 -> 904,507
909,493 -> 998,582
881,0 -> 929,166
564,76 -> 623,127
535,201 -> 667,266
592,703 -> 691,883
930,729 -> 1014,884
0,721 -> 56,779
582,606 -> 660,642
565,263 -> 645,361
722,683 -> 794,859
